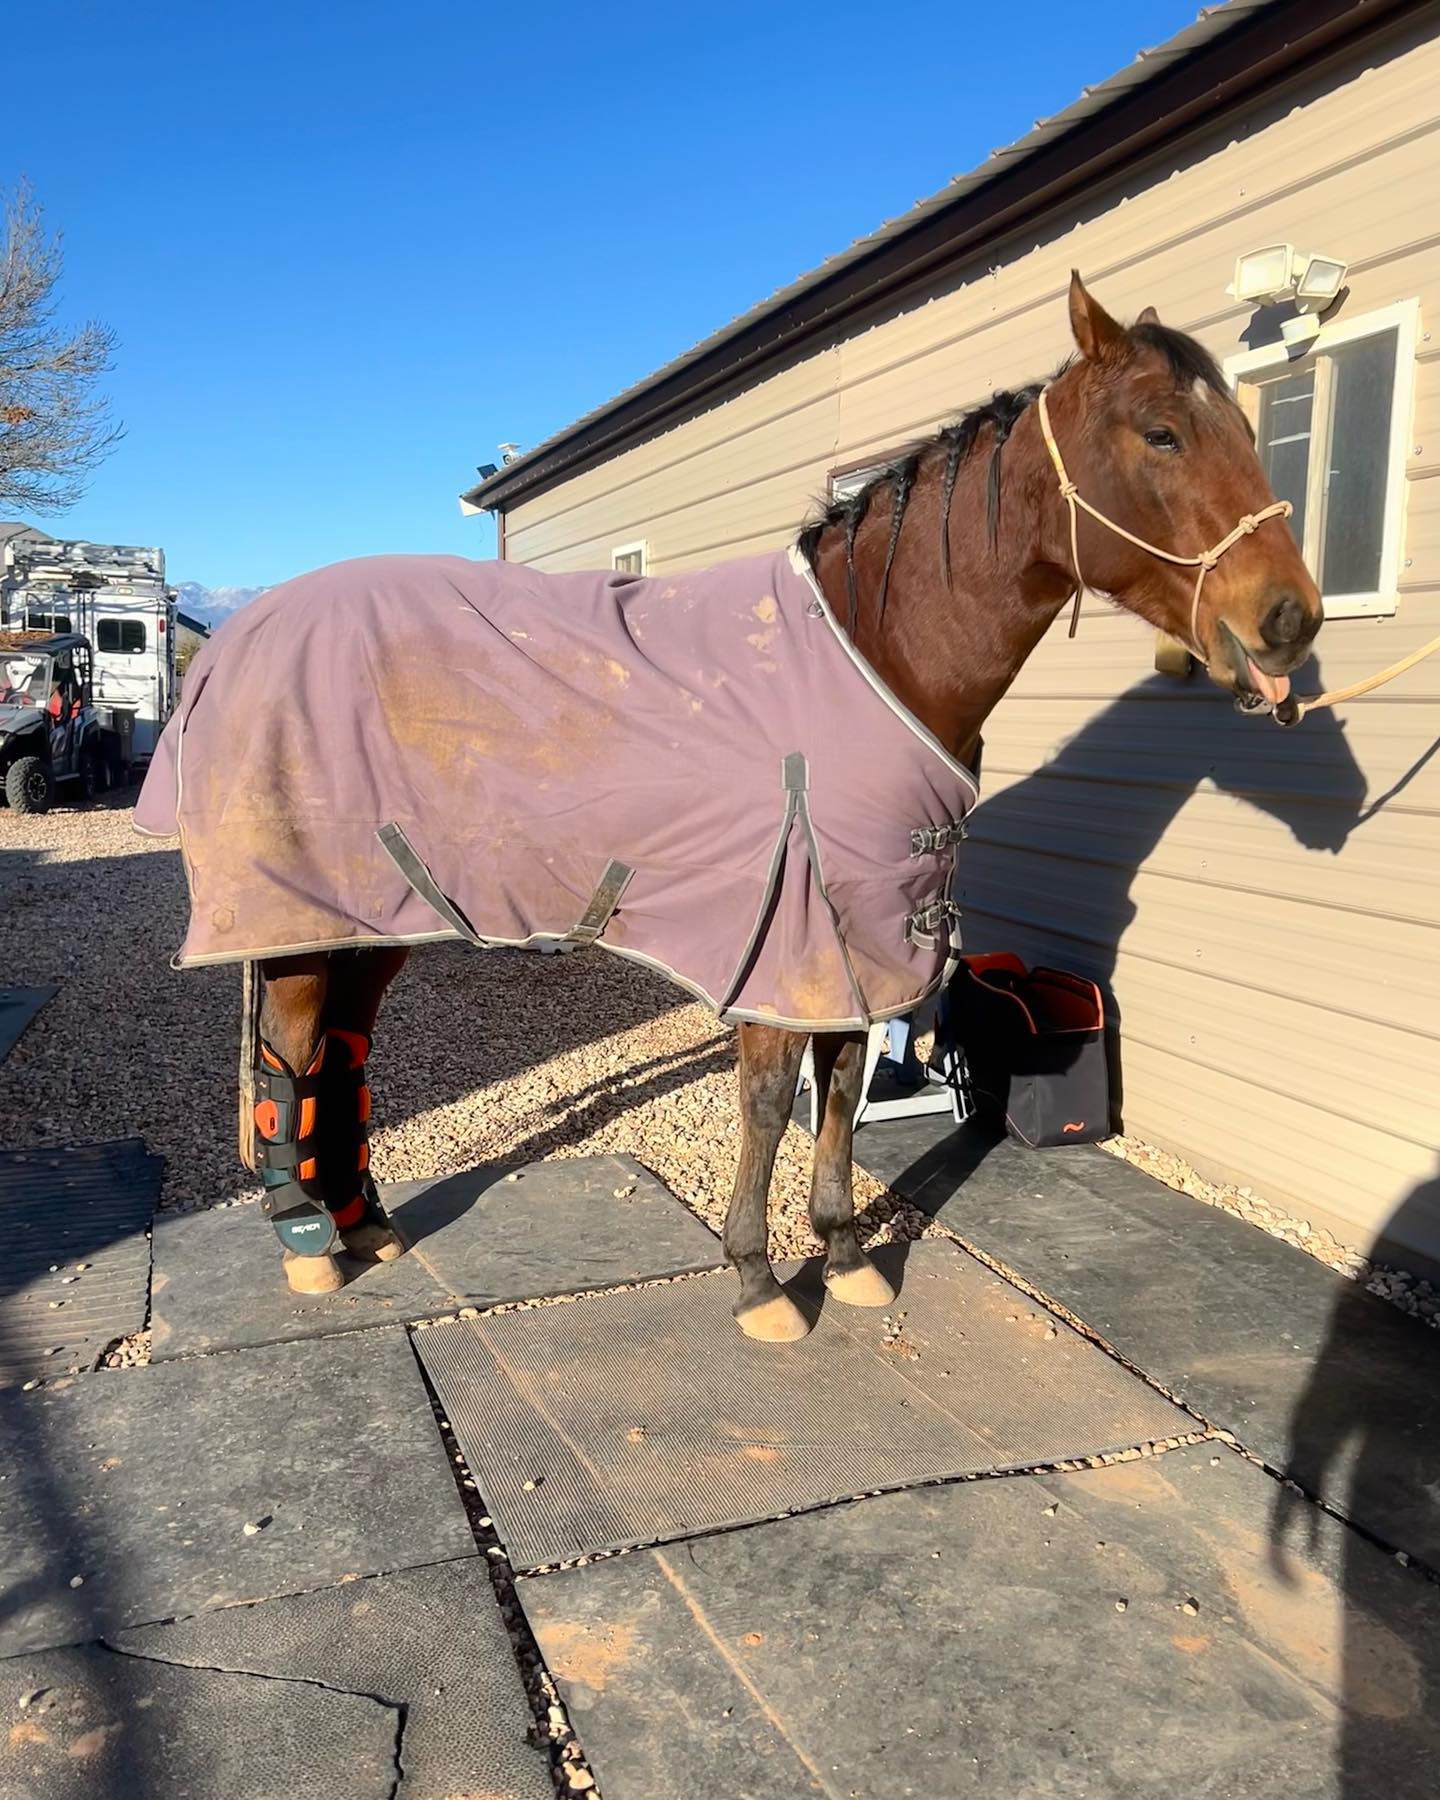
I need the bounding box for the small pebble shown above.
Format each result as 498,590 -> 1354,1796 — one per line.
60,1277 -> 77,1285
1042,1504 -> 1057,1517
18,1689 -> 42,1710
21,1380 -> 40,1392
1114,1598 -> 1128,1612
1179,1599 -> 1200,1616
612,1186 -> 635,1199
523,1478 -> 542,1492
566,1768 -> 596,1791
76,1264 -> 89,1272
1396,1551 -> 1411,1568
242,1520 -> 263,1537
68,1575 -> 85,1589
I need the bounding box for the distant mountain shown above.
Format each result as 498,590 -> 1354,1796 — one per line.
174,580 -> 271,628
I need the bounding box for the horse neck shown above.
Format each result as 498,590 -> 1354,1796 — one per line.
812,409 -> 1073,765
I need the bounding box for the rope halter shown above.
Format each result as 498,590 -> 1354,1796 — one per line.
1034,386 -> 1293,661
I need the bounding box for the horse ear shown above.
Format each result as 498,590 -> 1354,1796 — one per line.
1135,305 -> 1160,326
1068,271 -> 1128,364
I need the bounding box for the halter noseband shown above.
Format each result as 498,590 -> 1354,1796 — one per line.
1034,386 -> 1293,662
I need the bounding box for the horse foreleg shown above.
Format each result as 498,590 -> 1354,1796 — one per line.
725,1022 -> 809,1342
808,1030 -> 896,1309
253,946 -> 409,1294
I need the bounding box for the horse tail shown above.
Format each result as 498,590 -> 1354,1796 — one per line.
238,959 -> 261,1171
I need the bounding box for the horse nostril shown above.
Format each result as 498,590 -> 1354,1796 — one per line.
1260,594 -> 1310,648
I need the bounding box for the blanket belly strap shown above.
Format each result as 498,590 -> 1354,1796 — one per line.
377,822 -> 634,949
568,858 -> 635,944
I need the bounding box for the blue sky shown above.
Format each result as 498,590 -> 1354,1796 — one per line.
7,0 -> 1198,588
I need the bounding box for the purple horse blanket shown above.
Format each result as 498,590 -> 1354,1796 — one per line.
136,544 -> 977,1030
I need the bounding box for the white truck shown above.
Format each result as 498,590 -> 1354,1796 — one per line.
0,527 -> 177,767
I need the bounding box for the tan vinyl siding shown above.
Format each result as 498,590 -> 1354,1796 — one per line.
500,13 -> 1440,1263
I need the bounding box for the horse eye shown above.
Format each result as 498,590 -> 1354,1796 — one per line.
1144,426 -> 1180,452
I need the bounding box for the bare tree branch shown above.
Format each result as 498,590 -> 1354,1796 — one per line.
0,180 -> 122,514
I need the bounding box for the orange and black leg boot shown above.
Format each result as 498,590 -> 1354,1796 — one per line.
252,1030 -> 404,1290
314,1029 -> 405,1263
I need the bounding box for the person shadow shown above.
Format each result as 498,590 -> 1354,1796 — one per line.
950,655 -> 1370,1114
1269,1170 -> 1440,1794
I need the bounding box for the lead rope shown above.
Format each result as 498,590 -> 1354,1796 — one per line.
1035,385 -> 1440,720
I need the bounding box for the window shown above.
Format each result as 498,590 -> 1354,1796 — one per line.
98,618 -> 147,654
830,462 -> 888,503
611,541 -> 648,576
1226,301 -> 1419,617
21,612 -> 72,634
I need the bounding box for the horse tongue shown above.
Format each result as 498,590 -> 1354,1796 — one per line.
1247,657 -> 1291,706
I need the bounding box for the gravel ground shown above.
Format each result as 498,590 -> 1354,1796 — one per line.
0,797 -> 898,1258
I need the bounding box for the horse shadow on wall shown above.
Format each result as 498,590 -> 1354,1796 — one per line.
951,655 -> 1372,1123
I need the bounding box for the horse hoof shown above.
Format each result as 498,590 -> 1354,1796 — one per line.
735,1292 -> 812,1343
283,1250 -> 345,1294
825,1259 -> 896,1308
342,1221 -> 406,1262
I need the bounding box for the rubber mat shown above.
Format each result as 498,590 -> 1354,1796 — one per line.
517,1443 -> 1440,1799
0,983 -> 56,1063
0,1328 -> 475,1656
110,1560 -> 552,1799
853,1113 -> 1440,1569
0,1639 -> 394,1799
417,1239 -> 1188,1568
151,1154 -> 721,1358
0,1138 -> 159,1388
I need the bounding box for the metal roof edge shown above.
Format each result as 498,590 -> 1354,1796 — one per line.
463,0 -> 1419,514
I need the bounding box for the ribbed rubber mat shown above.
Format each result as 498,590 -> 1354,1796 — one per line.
0,985 -> 56,1063
417,1239 -> 1188,1568
0,1138 -> 160,1387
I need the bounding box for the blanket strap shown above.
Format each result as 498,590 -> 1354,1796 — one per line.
377,822 -> 634,949
377,822 -> 488,944
568,859 -> 636,944
906,897 -> 964,952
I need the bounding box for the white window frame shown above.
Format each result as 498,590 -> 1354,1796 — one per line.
611,540 -> 649,575
1223,298 -> 1420,619
830,463 -> 887,502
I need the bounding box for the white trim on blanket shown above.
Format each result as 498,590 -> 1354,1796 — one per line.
786,542 -> 981,805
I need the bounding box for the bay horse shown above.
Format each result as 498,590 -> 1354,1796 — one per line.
139,275 -> 1321,1341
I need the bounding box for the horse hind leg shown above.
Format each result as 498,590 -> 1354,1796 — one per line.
808,1030 -> 896,1309
319,946 -> 409,1262
252,947 -> 409,1293
254,953 -> 344,1293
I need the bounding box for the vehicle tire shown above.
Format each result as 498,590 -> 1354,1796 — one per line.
80,745 -> 102,802
5,756 -> 55,815
102,738 -> 127,792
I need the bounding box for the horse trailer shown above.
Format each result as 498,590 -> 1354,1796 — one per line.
0,526 -> 176,764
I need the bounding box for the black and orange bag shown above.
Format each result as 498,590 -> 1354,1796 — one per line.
946,954 -> 1109,1148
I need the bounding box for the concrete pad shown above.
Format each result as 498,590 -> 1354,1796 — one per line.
0,1330 -> 474,1656
151,1153 -> 722,1359
417,1239 -> 1187,1568
519,1443 -> 1440,1798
